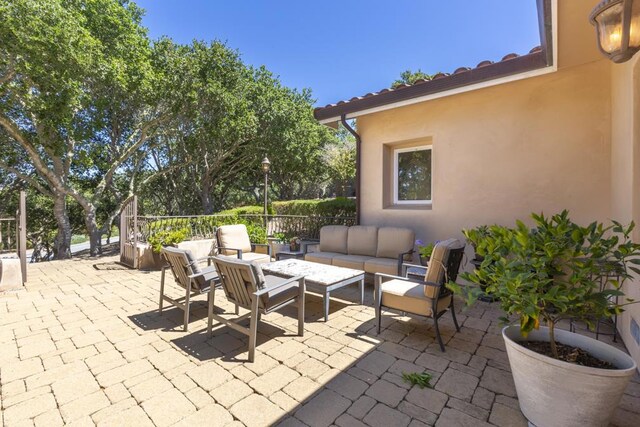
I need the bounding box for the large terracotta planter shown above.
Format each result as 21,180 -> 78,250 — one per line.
502,325 -> 636,427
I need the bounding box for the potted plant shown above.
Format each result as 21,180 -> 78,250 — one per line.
289,236 -> 301,252
449,211 -> 640,427
147,228 -> 189,268
415,240 -> 436,266
268,232 -> 289,257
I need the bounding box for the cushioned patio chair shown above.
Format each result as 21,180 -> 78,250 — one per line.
374,238 -> 465,352
160,247 -> 220,331
216,224 -> 271,263
209,256 -> 305,362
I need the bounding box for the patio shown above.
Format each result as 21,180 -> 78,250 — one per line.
1,256 -> 638,427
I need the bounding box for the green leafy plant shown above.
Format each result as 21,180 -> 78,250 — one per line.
401,371 -> 433,389
449,210 -> 640,359
147,228 -> 189,253
415,240 -> 435,259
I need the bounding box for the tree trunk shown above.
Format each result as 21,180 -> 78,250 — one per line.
84,204 -> 102,257
201,176 -> 214,214
52,193 -> 72,260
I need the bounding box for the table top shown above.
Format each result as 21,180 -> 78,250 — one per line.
262,259 -> 364,286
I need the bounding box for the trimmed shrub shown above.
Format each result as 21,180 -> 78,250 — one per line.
272,198 -> 355,217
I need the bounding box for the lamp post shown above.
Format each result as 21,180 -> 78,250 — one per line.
261,157 -> 271,227
590,0 -> 640,63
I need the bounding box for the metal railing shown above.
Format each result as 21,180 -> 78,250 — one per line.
133,214 -> 356,242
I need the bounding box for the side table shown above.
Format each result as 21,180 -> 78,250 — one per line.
275,250 -> 305,261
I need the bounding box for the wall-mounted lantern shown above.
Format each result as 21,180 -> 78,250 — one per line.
590,0 -> 640,63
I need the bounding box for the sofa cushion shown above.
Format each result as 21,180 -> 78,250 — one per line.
217,224 -> 252,255
331,254 -> 371,271
381,279 -> 451,317
347,226 -> 378,257
424,238 -> 464,298
304,251 -> 340,265
364,257 -> 399,276
376,227 -> 415,259
319,225 -> 349,254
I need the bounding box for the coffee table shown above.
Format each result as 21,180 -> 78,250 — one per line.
262,259 -> 365,322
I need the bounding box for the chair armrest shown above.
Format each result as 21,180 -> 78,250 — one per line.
401,262 -> 427,277
374,272 -> 425,286
253,275 -> 305,296
396,249 -> 415,275
252,243 -> 272,256
216,247 -> 243,259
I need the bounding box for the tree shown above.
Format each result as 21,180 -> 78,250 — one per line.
392,69 -> 434,88
0,0 -> 166,256
141,39 -> 334,214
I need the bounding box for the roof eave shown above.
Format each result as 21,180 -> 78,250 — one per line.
314,51 -> 549,123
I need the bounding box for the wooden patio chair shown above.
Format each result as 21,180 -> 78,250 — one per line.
374,238 -> 465,352
209,255 -> 305,362
160,246 -> 220,331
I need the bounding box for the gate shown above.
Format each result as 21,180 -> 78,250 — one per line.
119,195 -> 138,268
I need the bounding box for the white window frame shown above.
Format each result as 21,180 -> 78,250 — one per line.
393,145 -> 433,205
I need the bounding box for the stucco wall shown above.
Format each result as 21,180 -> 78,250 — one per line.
357,59 -> 612,244
611,54 -> 640,368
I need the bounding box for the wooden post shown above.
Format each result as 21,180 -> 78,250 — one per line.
17,190 -> 27,282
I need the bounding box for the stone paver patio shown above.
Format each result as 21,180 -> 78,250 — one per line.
1,256 -> 639,427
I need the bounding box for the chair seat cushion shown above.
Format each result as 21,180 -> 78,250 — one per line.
261,275 -> 300,310
364,258 -> 399,276
380,279 -> 451,317
195,265 -> 219,291
331,254 -> 371,271
304,252 -> 340,265
220,252 -> 270,263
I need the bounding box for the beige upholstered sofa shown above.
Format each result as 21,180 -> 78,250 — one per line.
304,225 -> 415,276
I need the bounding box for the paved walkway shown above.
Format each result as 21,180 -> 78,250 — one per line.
1,256 -> 638,427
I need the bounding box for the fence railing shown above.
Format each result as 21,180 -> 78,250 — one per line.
0,217 -> 17,254
133,214 -> 356,243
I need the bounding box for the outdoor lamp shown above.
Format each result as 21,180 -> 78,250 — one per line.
261,157 -> 270,225
590,0 -> 640,63
261,157 -> 271,174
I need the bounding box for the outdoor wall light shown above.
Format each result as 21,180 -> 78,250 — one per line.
590,0 -> 640,63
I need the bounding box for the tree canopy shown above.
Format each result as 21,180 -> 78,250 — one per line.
0,0 -> 350,258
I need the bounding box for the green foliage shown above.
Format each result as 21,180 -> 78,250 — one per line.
147,228 -> 189,253
219,205 -> 274,216
325,141 -> 356,197
244,222 -> 267,244
273,198 -> 355,217
392,69 -> 434,88
416,241 -> 435,259
401,371 -> 433,389
450,210 -> 640,358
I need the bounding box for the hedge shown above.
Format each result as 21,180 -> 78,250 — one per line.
272,198 -> 355,217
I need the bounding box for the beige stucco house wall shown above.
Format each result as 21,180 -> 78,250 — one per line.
348,1 -> 640,368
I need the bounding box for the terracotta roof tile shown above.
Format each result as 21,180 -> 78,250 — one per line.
314,46 -> 543,117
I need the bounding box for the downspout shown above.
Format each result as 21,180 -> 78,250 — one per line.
341,114 -> 361,225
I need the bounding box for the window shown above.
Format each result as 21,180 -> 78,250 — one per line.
393,145 -> 432,204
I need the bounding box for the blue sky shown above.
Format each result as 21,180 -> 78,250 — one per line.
135,0 -> 541,107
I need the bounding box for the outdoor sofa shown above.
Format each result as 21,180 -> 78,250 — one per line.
304,225 -> 415,277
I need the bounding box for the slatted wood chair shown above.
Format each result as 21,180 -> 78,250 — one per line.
160,247 -> 220,331
374,238 -> 465,352
209,256 -> 305,362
